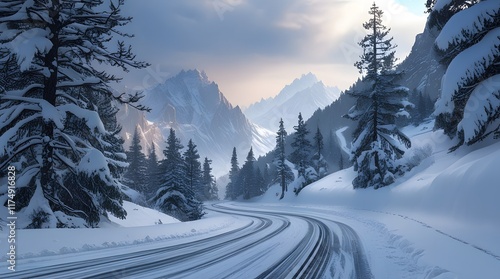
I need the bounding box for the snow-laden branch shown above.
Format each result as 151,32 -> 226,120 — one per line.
436,27 -> 500,115
458,74 -> 500,143
435,1 -> 500,51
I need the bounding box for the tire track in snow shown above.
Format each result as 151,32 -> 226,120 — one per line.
4,203 -> 374,279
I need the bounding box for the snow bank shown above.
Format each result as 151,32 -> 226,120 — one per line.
105,201 -> 178,227
0,201 -> 246,261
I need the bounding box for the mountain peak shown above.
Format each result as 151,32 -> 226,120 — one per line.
177,69 -> 210,84
300,72 -> 318,82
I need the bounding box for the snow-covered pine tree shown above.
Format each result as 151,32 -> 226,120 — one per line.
123,127 -> 147,193
433,1 -> 500,149
152,129 -> 204,221
344,3 -> 412,189
427,0 -> 478,29
145,143 -> 159,199
290,112 -> 312,178
225,147 -> 240,200
312,127 -> 328,178
274,118 -> 291,199
0,0 -> 148,228
202,157 -> 218,201
183,139 -> 202,200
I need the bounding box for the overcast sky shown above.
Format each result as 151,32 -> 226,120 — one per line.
116,0 -> 427,107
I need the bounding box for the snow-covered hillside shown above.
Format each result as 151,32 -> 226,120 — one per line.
4,124 -> 499,278
258,120 -> 500,278
245,73 -> 340,132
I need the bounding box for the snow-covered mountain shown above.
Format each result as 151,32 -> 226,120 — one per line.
119,69 -> 274,177
244,73 -> 340,132
117,103 -> 164,156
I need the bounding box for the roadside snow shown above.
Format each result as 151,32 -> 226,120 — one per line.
257,120 -> 500,278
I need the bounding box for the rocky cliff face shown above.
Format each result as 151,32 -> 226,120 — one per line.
119,69 -> 272,177
397,24 -> 446,100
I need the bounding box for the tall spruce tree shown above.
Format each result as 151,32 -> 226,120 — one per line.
123,127 -> 147,193
344,3 -> 412,189
312,127 -> 328,178
202,157 -> 218,201
0,0 -> 148,228
274,118 -> 292,199
183,139 -> 202,200
225,147 -> 240,200
145,143 -> 159,199
433,1 -> 500,149
152,129 -> 204,221
290,113 -> 312,178
239,147 -> 257,200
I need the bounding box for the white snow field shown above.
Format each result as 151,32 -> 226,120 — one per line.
1,121 -> 499,278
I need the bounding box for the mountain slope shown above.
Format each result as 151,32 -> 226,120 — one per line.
245,73 -> 340,132
119,70 -> 273,177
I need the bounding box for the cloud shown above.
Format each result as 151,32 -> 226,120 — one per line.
115,0 -> 427,106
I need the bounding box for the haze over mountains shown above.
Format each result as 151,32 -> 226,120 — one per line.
244,73 -> 340,132
118,70 -> 340,177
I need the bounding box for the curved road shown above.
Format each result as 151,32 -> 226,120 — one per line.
5,203 -> 373,279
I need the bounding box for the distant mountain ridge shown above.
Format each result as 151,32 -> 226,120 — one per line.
118,69 -> 274,177
244,73 -> 340,132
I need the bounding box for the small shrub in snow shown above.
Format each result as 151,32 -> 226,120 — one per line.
396,144 -> 433,175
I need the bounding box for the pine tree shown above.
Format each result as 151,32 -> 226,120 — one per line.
254,167 -> 265,198
225,147 -> 240,200
433,1 -> 500,149
290,113 -> 312,178
427,0 -> 478,29
123,127 -> 147,193
274,119 -> 289,199
240,147 -> 256,200
344,3 -> 412,189
152,129 -> 204,221
0,0 -> 148,228
145,143 -> 160,199
312,127 -> 328,178
183,139 -> 202,200
202,157 -> 218,200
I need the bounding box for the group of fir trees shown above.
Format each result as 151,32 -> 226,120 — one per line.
125,128 -> 217,221
224,147 -> 268,200
288,113 -> 328,194
225,113 -> 330,200
0,0 -> 150,228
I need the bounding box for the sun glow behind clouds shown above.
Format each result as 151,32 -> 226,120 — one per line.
118,0 -> 427,106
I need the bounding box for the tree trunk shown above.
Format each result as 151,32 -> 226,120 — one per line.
40,8 -> 60,196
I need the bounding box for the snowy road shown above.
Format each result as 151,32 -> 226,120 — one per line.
4,203 -> 373,279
